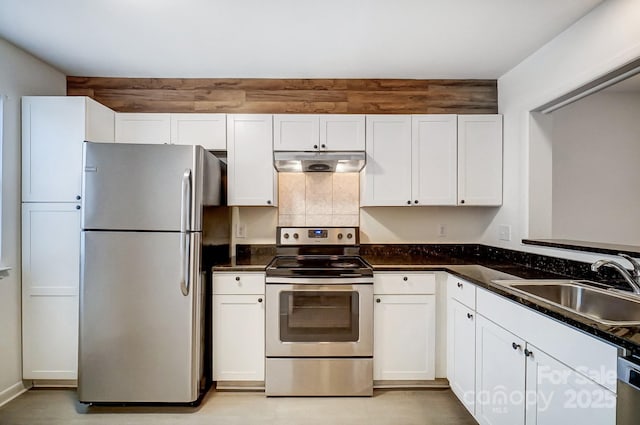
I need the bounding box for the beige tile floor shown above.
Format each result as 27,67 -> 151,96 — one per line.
0,388 -> 477,425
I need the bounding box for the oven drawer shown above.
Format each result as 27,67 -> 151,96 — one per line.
213,272 -> 265,295
374,272 -> 436,295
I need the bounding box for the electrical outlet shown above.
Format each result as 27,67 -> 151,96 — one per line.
498,224 -> 511,241
438,224 -> 447,237
236,223 -> 247,238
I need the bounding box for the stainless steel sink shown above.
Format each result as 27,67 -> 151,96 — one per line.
491,280 -> 640,326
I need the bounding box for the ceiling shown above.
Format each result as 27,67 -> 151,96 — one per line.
0,0 -> 603,79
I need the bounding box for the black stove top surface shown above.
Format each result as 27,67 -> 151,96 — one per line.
266,255 -> 373,278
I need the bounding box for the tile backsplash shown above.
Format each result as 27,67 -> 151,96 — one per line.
278,173 -> 359,226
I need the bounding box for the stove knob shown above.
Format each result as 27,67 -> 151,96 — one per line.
293,233 -> 299,239
283,233 -> 290,239
347,233 -> 353,239
337,233 -> 343,240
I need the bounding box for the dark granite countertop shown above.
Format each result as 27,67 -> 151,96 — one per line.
363,254 -> 640,356
212,255 -> 273,272
211,245 -> 640,356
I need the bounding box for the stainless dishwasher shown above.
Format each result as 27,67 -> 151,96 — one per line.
617,356 -> 640,424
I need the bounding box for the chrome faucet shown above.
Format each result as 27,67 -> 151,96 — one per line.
591,253 -> 640,295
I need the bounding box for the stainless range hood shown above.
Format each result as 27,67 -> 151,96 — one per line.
273,151 -> 366,173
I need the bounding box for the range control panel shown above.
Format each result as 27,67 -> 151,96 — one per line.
277,227 -> 359,246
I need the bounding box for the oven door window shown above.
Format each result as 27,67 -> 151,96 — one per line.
279,291 -> 359,342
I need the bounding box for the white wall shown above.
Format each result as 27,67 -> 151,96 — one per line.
551,91 -> 640,245
232,198 -> 499,248
0,38 -> 66,405
360,207 -> 499,244
495,0 -> 640,264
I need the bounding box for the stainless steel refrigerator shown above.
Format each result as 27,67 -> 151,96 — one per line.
78,141 -> 222,404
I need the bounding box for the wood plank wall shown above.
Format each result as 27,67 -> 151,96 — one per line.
67,77 -> 497,114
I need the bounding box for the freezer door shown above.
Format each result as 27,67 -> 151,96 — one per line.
78,231 -> 203,403
82,142 -> 218,231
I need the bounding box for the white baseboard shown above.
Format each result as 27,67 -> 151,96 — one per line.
0,381 -> 29,408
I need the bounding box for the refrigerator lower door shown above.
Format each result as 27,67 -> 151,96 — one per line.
78,231 -> 203,403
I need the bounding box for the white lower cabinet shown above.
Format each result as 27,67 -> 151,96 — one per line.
475,315 -> 526,425
525,343 -> 615,425
212,272 -> 265,383
21,203 -> 81,380
447,298 -> 476,414
373,273 -> 436,382
469,285 -> 617,425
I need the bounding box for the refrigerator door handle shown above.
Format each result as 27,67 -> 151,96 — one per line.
180,169 -> 192,296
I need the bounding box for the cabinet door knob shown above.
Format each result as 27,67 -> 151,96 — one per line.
76,205 -> 81,210
258,298 -> 263,303
76,195 -> 81,200
235,276 -> 240,281
313,144 -> 318,149
466,313 -> 473,319
457,282 -> 463,288
267,200 -> 272,205
407,200 -> 411,205
414,200 -> 418,204
512,342 -> 521,350
321,144 -> 326,149
376,298 -> 381,303
460,199 -> 465,204
524,348 -> 533,357
403,276 -> 408,281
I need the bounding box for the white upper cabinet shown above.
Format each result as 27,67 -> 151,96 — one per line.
115,113 -> 171,144
362,114 -> 502,207
274,114 -> 365,151
412,115 -> 457,205
22,96 -> 115,203
457,115 -> 503,206
361,115 -> 413,206
319,115 -> 365,151
227,114 -> 277,206
273,114 -> 319,151
116,112 -> 226,148
170,113 -> 226,149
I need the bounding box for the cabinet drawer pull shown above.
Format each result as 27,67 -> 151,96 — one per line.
466,313 -> 473,319
403,276 -> 408,282
235,276 -> 240,281
512,342 -> 521,350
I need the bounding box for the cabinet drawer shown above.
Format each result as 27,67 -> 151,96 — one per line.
374,273 -> 436,294
213,272 -> 265,295
447,275 -> 476,309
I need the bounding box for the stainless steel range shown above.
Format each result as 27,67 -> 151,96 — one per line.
265,227 -> 374,396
